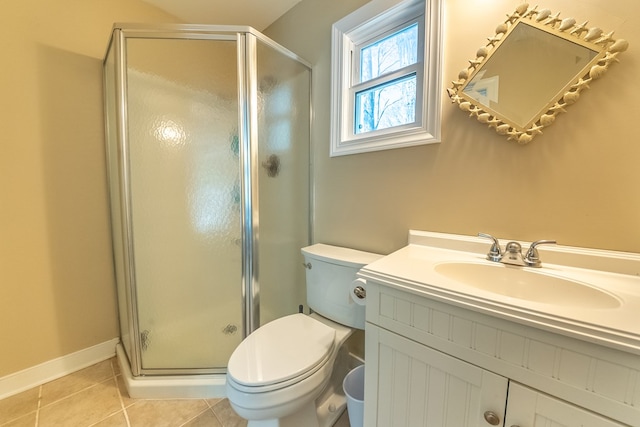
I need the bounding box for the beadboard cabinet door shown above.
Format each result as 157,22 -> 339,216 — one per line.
505,383 -> 627,427
365,324 -> 508,427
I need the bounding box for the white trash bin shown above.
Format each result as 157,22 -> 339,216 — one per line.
343,364 -> 365,427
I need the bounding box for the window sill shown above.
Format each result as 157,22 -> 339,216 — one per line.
330,127 -> 440,157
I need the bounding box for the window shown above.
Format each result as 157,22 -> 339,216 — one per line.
330,0 -> 443,156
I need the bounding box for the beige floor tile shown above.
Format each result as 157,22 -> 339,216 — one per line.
0,411 -> 37,427
114,375 -> 135,408
126,399 -> 209,427
40,359 -> 115,406
210,399 -> 247,427
110,357 -> 120,376
38,378 -> 122,427
183,409 -> 222,427
0,357 -> 352,427
91,410 -> 129,427
0,387 -> 39,424
205,398 -> 223,407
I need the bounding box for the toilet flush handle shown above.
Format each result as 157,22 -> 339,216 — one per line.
353,286 -> 366,299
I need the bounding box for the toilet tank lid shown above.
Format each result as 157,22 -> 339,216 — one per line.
301,244 -> 383,267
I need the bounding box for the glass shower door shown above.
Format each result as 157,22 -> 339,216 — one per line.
125,36 -> 243,372
254,37 -> 311,327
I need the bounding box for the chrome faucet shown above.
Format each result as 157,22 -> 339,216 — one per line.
523,239 -> 557,267
477,233 -> 502,262
478,233 -> 556,268
502,241 -> 525,266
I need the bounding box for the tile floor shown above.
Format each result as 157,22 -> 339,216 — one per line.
0,358 -> 351,427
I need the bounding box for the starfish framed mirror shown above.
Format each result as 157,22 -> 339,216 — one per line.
447,3 -> 628,144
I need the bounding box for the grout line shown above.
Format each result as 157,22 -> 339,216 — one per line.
87,409 -> 127,427
204,397 -> 228,426
38,378 -> 113,410
111,359 -> 132,427
36,360 -> 120,411
177,405 -> 211,427
204,398 -> 222,409
210,403 -> 226,427
0,386 -> 42,427
86,361 -> 128,427
34,385 -> 42,427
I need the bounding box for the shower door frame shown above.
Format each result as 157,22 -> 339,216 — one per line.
103,23 -> 313,377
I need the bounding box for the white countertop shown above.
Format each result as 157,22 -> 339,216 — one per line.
358,231 -> 640,355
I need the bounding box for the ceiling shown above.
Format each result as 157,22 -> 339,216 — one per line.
142,0 -> 303,30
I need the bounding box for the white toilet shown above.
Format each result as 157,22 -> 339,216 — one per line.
226,243 -> 382,427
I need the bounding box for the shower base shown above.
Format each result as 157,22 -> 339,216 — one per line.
116,344 -> 227,399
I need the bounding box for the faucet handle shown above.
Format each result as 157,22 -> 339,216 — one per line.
524,240 -> 557,267
478,233 -> 502,262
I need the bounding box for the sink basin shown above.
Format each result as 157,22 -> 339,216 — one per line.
434,262 -> 621,309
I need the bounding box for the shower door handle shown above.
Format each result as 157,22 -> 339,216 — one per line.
262,154 -> 280,177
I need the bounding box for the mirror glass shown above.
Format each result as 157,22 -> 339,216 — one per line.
447,3 -> 628,144
462,22 -> 597,129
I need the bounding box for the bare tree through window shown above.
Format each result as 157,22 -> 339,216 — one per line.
356,23 -> 418,134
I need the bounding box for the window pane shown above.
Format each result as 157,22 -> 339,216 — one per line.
360,23 -> 418,83
355,74 -> 416,134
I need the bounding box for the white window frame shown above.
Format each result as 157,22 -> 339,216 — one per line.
330,0 -> 443,157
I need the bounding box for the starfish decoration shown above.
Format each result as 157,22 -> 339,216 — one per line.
528,124 -> 544,136
571,78 -> 591,91
487,118 -> 501,128
468,106 -> 481,118
451,80 -> 465,90
545,12 -> 562,27
505,12 -> 521,24
603,52 -> 621,63
548,103 -> 567,114
522,5 -> 539,19
507,130 -> 521,142
448,92 -> 463,103
595,31 -> 615,45
487,36 -> 502,46
570,21 -> 589,36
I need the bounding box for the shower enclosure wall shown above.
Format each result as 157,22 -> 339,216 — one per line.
103,24 -> 311,397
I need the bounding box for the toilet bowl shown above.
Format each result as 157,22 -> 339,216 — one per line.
226,313 -> 352,426
226,244 -> 382,427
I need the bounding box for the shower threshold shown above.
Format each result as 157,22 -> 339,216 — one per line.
116,344 -> 227,399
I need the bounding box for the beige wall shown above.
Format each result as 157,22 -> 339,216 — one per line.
266,0 -> 640,256
0,1 -> 180,377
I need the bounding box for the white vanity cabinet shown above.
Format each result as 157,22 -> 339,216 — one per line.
365,323 -> 508,426
362,281 -> 637,427
505,383 -> 626,427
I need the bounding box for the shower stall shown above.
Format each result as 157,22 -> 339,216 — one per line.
103,24 -> 311,397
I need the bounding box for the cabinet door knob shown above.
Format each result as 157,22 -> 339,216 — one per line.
483,411 -> 501,425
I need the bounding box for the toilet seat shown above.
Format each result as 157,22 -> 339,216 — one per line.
227,313 -> 336,392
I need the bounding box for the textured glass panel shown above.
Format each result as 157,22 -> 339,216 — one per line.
255,38 -> 311,326
126,37 -> 241,370
360,23 -> 418,83
355,74 -> 417,134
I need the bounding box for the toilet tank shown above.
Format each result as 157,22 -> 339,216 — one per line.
301,244 -> 383,330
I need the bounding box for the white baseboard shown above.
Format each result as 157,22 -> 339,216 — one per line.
0,338 -> 119,400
